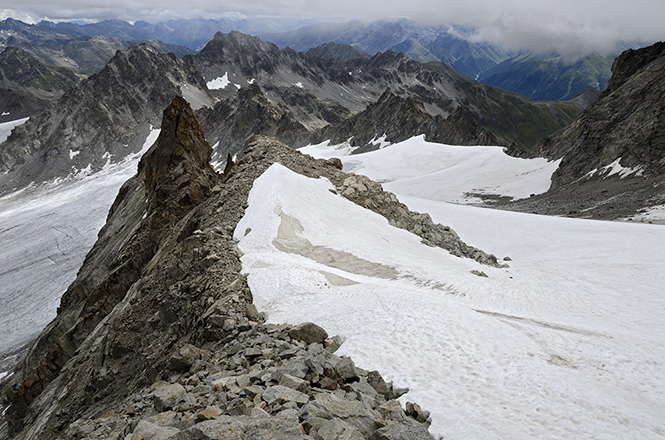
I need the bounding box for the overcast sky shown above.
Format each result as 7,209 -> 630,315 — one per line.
1,0 -> 664,55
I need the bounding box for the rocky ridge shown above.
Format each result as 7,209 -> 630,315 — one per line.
0,47 -> 78,96
0,18 -> 195,76
2,97 -> 503,439
196,83 -> 309,167
0,46 -> 80,121
309,89 -> 497,152
188,31 -> 580,145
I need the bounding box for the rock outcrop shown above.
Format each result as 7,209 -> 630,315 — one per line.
0,88 -> 48,122
0,47 -> 79,94
1,96 -> 218,436
0,46 -> 80,121
0,96 -> 513,439
196,83 -> 309,167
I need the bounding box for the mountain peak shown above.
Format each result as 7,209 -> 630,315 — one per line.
605,41 -> 665,94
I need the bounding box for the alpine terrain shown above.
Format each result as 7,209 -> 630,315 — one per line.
0,22 -> 663,440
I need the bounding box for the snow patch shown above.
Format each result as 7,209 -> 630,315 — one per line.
368,134 -> 391,149
1,111 -> 9,116
586,158 -> 643,179
604,158 -> 643,178
626,203 -> 665,223
300,139 -> 358,158
207,72 -> 232,90
293,82 -> 304,88
68,150 -> 80,160
0,117 -> 28,144
302,135 -> 560,203
247,78 -> 256,84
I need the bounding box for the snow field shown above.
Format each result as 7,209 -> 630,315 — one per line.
206,72 -> 240,90
300,135 -> 561,203
234,139 -> 665,439
0,117 -> 29,144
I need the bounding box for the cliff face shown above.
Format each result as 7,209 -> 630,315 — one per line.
510,42 -> 665,219
309,89 -> 497,152
196,83 -> 309,166
541,42 -> 665,186
1,96 -> 218,437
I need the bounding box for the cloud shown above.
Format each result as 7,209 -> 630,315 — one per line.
2,0 -> 664,55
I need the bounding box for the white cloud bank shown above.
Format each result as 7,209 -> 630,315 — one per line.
2,0 -> 664,59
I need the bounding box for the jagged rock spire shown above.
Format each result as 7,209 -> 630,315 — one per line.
141,96 -> 214,190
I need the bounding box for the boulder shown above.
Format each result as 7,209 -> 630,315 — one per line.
288,322 -> 329,344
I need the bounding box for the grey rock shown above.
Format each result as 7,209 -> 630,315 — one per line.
168,344 -> 211,372
153,383 -> 187,412
262,385 -> 310,405
367,371 -> 391,399
279,373 -> 308,392
245,303 -> 260,321
299,393 -> 382,436
369,419 -> 434,440
181,414 -> 306,439
336,357 -> 359,382
130,420 -> 180,440
288,322 -> 329,344
277,359 -> 309,379
317,418 -> 365,440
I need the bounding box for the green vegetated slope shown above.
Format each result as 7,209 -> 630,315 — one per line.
479,53 -> 614,101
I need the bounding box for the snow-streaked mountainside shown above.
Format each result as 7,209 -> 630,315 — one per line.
0,127 -> 158,360
232,139 -> 665,439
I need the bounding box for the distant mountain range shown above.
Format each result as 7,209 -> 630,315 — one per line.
478,52 -> 614,101
0,18 -> 196,118
0,29 -> 583,195
1,17 -> 645,103
260,19 -> 628,101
